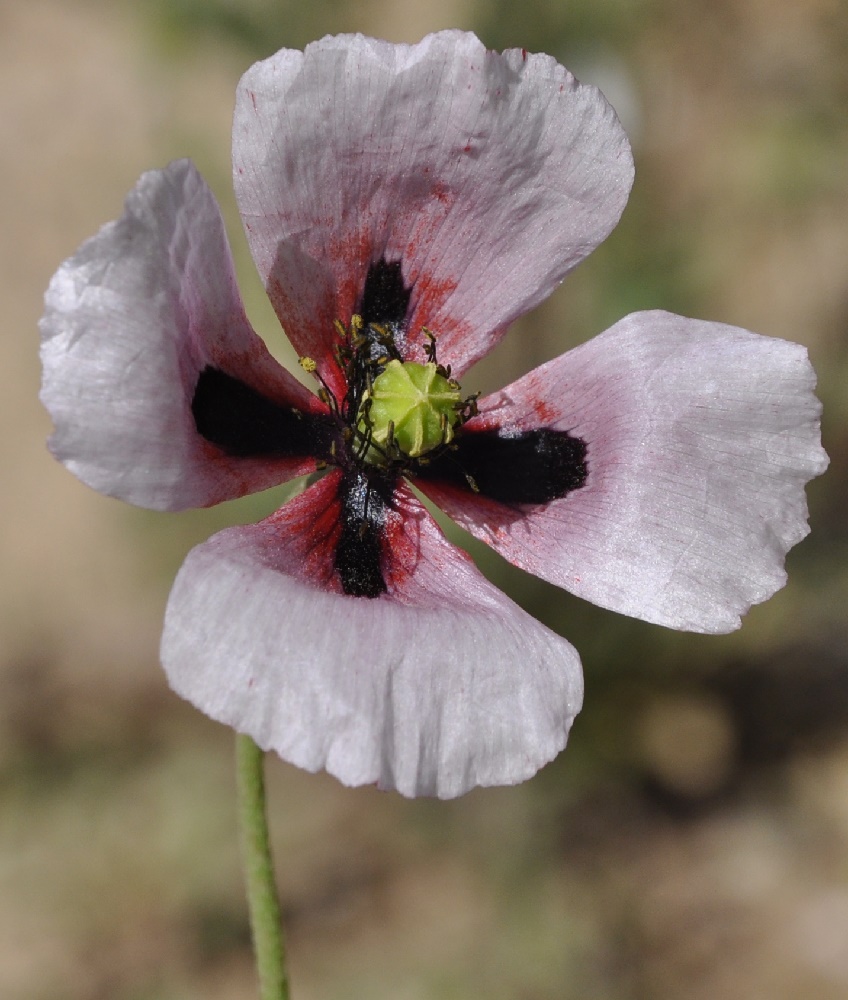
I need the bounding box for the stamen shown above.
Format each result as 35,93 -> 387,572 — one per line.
422,327 -> 437,364
299,353 -> 341,420
331,313 -> 481,474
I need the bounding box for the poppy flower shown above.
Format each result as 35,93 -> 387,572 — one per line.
40,31 -> 827,798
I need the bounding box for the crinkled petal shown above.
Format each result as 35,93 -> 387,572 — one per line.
233,31 -> 633,380
419,311 -> 828,633
161,471 -> 583,798
40,159 -> 322,511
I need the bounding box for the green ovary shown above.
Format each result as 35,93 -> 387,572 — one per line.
362,360 -> 462,459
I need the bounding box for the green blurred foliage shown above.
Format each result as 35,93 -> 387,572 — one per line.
150,0 -> 356,57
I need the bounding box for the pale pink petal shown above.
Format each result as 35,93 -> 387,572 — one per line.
161,472 -> 583,798
419,311 -> 828,633
233,31 -> 633,381
40,159 -> 323,511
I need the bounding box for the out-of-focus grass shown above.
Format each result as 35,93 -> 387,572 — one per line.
4,0 -> 847,997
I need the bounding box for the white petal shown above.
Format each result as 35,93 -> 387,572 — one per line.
161,472 -> 583,798
40,160 -> 321,511
420,312 -> 828,632
233,31 -> 633,376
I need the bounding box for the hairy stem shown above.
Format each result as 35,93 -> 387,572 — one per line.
236,734 -> 289,1000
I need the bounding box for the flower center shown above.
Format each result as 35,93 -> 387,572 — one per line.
360,359 -> 463,459
300,311 -> 480,472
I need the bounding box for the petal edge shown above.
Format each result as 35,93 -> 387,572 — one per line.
162,474 -> 583,797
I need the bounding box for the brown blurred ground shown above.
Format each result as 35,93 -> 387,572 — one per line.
2,0 -> 847,997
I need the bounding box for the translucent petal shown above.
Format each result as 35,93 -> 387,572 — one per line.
40,160 -> 321,511
161,472 -> 583,797
233,31 -> 633,382
419,312 -> 828,632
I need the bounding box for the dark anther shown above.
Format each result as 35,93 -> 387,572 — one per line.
192,367 -> 335,460
416,427 -> 588,505
335,469 -> 395,597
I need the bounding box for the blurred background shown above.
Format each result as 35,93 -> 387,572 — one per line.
3,0 -> 847,997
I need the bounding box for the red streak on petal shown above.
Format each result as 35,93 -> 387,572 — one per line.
265,471 -> 345,592
474,389 -> 557,432
409,271 -> 458,323
266,273 -> 318,342
299,498 -> 344,591
329,227 -> 374,323
194,435 -> 317,500
264,269 -> 347,399
381,504 -> 419,596
531,398 -> 557,425
406,270 -> 472,363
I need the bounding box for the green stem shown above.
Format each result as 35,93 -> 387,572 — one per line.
236,734 -> 290,1000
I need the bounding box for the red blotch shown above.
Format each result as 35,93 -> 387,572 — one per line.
327,227 -> 374,321
411,271 -> 457,315
196,431 -> 319,502
381,499 -> 423,595
405,269 -> 464,356
265,471 -> 345,592
531,398 -> 557,425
